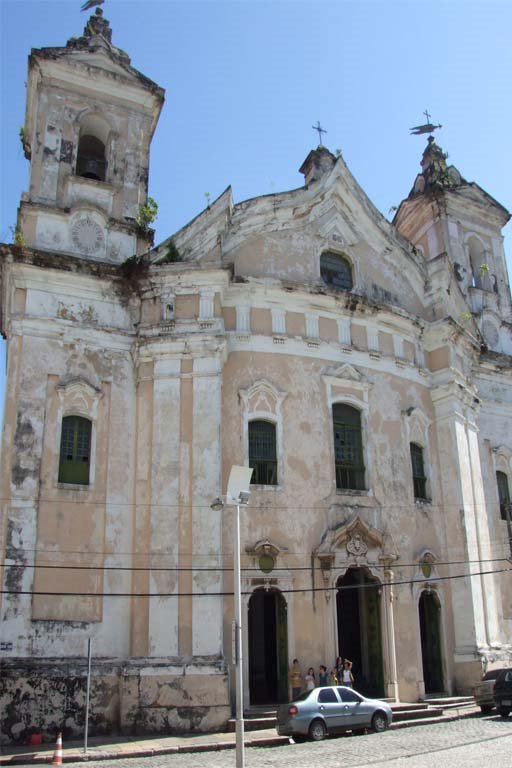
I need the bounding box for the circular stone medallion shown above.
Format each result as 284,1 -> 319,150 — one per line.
71,216 -> 104,255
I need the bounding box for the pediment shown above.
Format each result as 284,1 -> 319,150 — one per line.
68,50 -> 140,82
56,376 -> 102,418
324,363 -> 366,384
456,183 -> 510,222
317,211 -> 357,248
316,514 -> 398,563
57,376 -> 101,397
246,538 -> 286,557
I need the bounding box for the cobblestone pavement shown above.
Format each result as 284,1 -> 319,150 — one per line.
41,716 -> 511,768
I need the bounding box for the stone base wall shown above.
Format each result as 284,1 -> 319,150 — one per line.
0,657 -> 230,745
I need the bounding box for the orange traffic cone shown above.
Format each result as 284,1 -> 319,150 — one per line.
52,732 -> 63,765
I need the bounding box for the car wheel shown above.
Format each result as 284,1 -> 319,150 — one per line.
498,706 -> 511,718
309,719 -> 327,741
480,704 -> 493,714
371,711 -> 388,733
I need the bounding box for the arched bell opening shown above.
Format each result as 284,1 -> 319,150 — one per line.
77,135 -> 107,181
336,567 -> 384,698
248,588 -> 288,705
75,113 -> 111,182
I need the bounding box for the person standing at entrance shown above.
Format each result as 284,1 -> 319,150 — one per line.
318,665 -> 328,686
288,658 -> 302,700
341,659 -> 354,687
305,667 -> 316,691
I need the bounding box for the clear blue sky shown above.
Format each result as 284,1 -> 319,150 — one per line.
1,0 -> 511,418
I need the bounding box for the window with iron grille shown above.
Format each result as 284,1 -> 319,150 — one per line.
249,420 -> 277,485
320,252 -> 353,291
332,404 -> 365,490
58,416 -> 92,485
497,471 -> 511,522
410,443 -> 427,499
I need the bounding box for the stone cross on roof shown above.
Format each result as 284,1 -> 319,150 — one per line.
312,121 -> 327,147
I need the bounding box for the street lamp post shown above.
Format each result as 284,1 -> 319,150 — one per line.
211,465 -> 253,768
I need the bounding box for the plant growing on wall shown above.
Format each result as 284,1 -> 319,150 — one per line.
162,240 -> 181,263
10,225 -> 26,248
135,196 -> 158,232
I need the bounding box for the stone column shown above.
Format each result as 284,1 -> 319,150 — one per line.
191,352 -> 225,656
130,360 -> 154,656
431,378 -> 497,687
465,412 -> 500,644
383,566 -> 399,701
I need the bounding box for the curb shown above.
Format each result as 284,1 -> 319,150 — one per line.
0,734 -> 288,765
0,709 -> 478,765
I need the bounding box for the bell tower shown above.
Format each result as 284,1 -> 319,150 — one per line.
18,8 -> 164,263
394,136 -> 511,354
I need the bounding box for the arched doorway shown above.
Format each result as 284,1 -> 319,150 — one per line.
419,590 -> 444,693
336,568 -> 384,697
248,589 -> 288,704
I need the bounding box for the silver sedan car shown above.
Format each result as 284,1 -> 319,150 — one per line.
276,686 -> 393,741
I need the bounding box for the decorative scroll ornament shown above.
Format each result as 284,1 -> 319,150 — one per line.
346,532 -> 368,558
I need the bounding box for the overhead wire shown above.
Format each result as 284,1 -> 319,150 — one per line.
1,556 -> 511,573
1,564 -> 511,599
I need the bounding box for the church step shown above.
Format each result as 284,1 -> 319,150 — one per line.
392,705 -> 444,722
390,702 -> 436,712
229,702 -> 450,731
423,695 -> 475,708
228,716 -> 276,732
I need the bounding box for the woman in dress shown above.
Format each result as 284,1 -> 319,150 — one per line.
341,659 -> 355,688
305,667 -> 316,691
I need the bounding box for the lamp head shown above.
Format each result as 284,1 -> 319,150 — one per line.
237,490 -> 251,506
210,497 -> 224,512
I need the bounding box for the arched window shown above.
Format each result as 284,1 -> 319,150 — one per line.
76,135 -> 107,181
497,471 -> 511,521
332,404 -> 365,490
248,420 -> 277,485
58,415 -> 92,485
320,251 -> 353,291
410,443 -> 427,500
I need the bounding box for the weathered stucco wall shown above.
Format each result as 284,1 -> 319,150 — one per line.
0,659 -> 229,745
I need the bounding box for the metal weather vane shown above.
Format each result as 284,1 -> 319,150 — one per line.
410,110 -> 442,136
81,0 -> 104,11
312,121 -> 327,146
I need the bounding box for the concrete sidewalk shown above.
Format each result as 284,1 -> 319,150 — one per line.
0,728 -> 287,765
0,705 -> 480,765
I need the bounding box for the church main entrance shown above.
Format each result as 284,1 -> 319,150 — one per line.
248,588 -> 288,704
336,568 -> 384,698
419,590 -> 444,694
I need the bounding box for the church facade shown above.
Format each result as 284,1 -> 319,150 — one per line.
1,9 -> 511,743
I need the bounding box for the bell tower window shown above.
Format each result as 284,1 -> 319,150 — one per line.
77,134 -> 107,181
